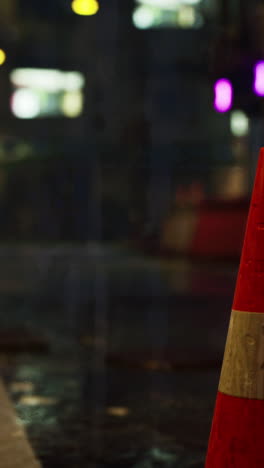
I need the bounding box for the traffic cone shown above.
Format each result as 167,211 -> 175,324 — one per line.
206,148 -> 264,467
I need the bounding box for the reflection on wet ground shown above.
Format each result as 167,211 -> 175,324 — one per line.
8,355 -> 216,467
0,245 -> 238,467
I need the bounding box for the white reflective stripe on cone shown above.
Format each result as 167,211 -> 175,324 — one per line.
219,309 -> 264,400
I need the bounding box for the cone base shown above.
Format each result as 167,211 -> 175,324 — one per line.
206,391 -> 264,467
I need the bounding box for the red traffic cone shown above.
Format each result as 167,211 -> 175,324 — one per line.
206,148 -> 264,467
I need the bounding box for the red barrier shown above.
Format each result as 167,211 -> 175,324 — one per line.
190,199 -> 248,259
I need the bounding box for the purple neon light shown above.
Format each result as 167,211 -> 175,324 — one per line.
254,61 -> 264,96
214,78 -> 233,112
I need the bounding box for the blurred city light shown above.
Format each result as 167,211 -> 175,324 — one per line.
133,5 -> 157,29
136,0 -> 201,9
71,0 -> 99,16
214,166 -> 247,199
10,68 -> 85,119
0,49 -> 6,66
230,110 -> 249,137
61,91 -> 83,117
133,0 -> 203,29
181,0 -> 201,4
254,61 -> 264,96
10,69 -> 85,92
214,79 -> 233,113
177,5 -> 196,27
106,406 -> 130,417
11,89 -> 41,119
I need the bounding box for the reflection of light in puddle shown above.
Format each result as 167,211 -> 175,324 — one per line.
106,406 -> 130,417
18,395 -> 57,406
132,447 -> 205,466
10,381 -> 34,393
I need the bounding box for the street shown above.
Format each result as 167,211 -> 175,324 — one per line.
0,245 -> 238,467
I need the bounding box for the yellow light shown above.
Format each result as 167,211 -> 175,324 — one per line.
0,49 -> 6,66
61,90 -> 83,117
106,407 -> 130,417
71,0 -> 99,16
177,5 -> 196,27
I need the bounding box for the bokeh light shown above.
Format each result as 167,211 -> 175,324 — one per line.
10,68 -> 85,119
177,5 -> 196,27
71,0 -> 99,16
254,61 -> 264,96
11,89 -> 41,119
134,0 -> 203,29
133,5 -> 157,29
136,0 -> 201,9
10,68 -> 84,92
230,110 -> 249,137
61,91 -> 83,117
0,49 -> 6,66
214,78 -> 233,113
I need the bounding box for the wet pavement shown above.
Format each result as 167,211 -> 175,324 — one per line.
0,245 -> 238,467
7,353 -> 218,467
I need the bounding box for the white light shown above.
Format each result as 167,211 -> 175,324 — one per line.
137,0 -> 178,10
11,89 -> 41,119
136,0 -> 201,10
61,91 -> 83,117
182,0 -> 201,4
64,72 -> 85,91
177,5 -> 196,27
230,110 -> 249,137
133,5 -> 157,29
10,69 -> 85,92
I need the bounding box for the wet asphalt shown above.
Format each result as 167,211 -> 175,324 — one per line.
0,245 -> 238,467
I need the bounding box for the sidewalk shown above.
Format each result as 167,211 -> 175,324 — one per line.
0,380 -> 40,468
